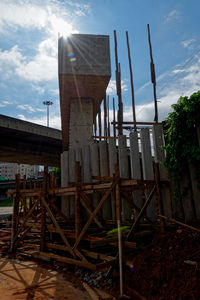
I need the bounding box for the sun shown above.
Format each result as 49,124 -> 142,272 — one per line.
51,16 -> 76,38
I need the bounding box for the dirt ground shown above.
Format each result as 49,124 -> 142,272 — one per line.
0,258 -> 114,300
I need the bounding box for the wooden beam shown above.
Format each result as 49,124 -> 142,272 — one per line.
80,191 -> 103,228
37,252 -> 96,271
41,196 -> 75,258
127,185 -> 156,241
73,177 -> 120,250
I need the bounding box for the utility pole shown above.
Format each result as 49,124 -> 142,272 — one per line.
43,101 -> 53,127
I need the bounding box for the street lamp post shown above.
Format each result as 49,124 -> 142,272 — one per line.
43,101 -> 53,127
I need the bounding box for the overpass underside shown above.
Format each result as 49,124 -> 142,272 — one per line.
0,115 -> 62,167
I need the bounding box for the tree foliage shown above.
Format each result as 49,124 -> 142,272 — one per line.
164,91 -> 200,181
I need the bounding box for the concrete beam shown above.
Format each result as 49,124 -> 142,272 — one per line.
0,114 -> 62,166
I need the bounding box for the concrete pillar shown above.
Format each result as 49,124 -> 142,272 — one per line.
90,142 -> 100,210
108,138 -> 117,176
108,138 -> 118,219
130,131 -> 142,218
82,145 -> 91,183
140,128 -> 156,222
152,125 -> 172,217
61,151 -> 70,217
90,142 -> 100,178
69,99 -> 93,150
118,135 -> 130,220
99,141 -> 111,220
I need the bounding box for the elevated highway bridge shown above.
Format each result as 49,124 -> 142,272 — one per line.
0,114 -> 62,167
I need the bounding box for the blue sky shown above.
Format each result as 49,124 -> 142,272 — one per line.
0,0 -> 200,128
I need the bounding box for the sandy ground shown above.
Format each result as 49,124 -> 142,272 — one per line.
0,258 -> 114,300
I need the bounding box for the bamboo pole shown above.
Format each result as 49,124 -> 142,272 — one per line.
147,24 -> 158,123
126,31 -> 136,131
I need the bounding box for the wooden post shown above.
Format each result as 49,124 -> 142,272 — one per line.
11,173 -> 20,252
115,164 -> 123,297
126,31 -> 136,131
75,161 -> 80,240
147,24 -> 158,123
40,166 -> 47,251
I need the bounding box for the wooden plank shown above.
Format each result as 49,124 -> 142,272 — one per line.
158,215 -> 200,233
73,177 -> 120,250
112,121 -> 161,125
82,249 -> 114,261
37,252 -> 96,271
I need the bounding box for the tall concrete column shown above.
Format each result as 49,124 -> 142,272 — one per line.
118,135 -> 130,220
140,128 -> 156,222
130,131 -> 142,218
99,141 -> 112,220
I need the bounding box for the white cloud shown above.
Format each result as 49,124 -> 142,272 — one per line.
181,39 -> 196,49
131,51 -> 200,123
0,100 -> 12,107
0,0 -> 88,35
31,84 -> 45,95
50,89 -> 59,95
106,79 -> 128,95
17,104 -> 45,114
0,0 -> 87,83
164,10 -> 180,24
